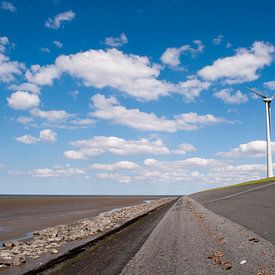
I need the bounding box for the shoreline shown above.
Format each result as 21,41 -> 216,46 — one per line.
0,197 -> 175,272
0,195 -> 168,241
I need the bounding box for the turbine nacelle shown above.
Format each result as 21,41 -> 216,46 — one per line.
263,98 -> 273,103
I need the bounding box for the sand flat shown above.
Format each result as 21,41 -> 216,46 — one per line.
0,196 -> 163,241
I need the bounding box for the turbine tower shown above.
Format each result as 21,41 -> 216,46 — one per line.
248,87 -> 273,178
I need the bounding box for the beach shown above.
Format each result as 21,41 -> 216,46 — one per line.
0,195 -> 164,242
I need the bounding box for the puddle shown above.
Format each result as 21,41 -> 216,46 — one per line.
99,207 -> 123,217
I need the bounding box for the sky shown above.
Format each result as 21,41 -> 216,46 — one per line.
1,0 -> 275,195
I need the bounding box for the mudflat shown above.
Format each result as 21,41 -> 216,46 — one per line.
0,196 -> 164,241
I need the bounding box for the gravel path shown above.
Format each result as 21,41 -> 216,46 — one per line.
121,197 -> 275,275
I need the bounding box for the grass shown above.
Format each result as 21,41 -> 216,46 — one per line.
211,176 -> 275,191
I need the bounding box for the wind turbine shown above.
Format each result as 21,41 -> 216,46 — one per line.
247,87 -> 273,178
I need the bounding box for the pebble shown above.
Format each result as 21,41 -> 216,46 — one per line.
1,198 -> 173,267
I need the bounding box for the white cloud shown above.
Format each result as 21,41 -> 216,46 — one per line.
91,94 -> 225,132
30,108 -> 72,122
161,40 -> 204,67
25,64 -> 60,85
176,78 -> 210,102
212,34 -> 223,45
16,134 -> 38,144
64,150 -> 86,160
55,48 -> 170,100
16,129 -> 57,144
217,140 -> 275,158
214,88 -> 248,104
91,161 -> 139,171
70,118 -> 95,125
7,91 -> 40,110
40,47 -> 50,54
198,41 -> 275,84
95,157 -> 267,186
39,129 -> 57,143
96,173 -> 132,184
104,33 -> 128,47
24,48 -> 210,101
226,42 -> 232,48
52,40 -> 63,48
0,1 -> 16,12
17,116 -> 34,124
264,80 -> 275,90
0,36 -> 24,82
64,136 -> 171,158
9,82 -> 40,94
45,10 -> 75,29
172,143 -> 197,155
31,167 -> 85,177
69,90 -> 79,99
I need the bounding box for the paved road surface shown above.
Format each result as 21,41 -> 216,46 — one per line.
27,200 -> 175,275
122,197 -> 274,275
191,181 -> 275,243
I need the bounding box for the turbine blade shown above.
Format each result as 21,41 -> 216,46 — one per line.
247,87 -> 267,98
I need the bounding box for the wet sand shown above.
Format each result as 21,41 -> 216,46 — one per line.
0,196 -> 164,241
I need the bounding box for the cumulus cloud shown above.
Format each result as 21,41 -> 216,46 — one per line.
52,40 -> 63,48
212,34 -> 223,45
161,40 -> 204,67
17,116 -> 34,125
30,108 -> 72,122
24,48 -> 210,101
16,134 -> 38,144
217,140 -> 275,158
176,78 -> 210,102
9,82 -> 40,94
198,41 -> 275,84
90,94 -> 225,132
95,157 -> 267,186
104,33 -> 128,47
64,136 -> 171,159
91,161 -> 139,171
264,80 -> 275,90
16,129 -> 57,144
7,91 -> 40,110
0,36 -> 24,82
214,88 -> 248,104
96,173 -> 132,184
64,135 -> 197,159
172,143 -> 197,155
40,47 -> 50,54
55,48 -> 170,100
31,167 -> 85,177
45,10 -> 75,29
25,64 -> 60,85
0,1 -> 16,12
64,150 -> 86,160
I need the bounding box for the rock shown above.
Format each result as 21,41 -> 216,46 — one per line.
0,256 -> 12,265
0,251 -> 12,258
12,254 -> 25,266
33,231 -> 40,236
50,249 -> 58,254
3,240 -> 17,248
54,237 -> 63,242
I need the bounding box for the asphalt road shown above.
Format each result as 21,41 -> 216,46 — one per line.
191,181 -> 275,243
121,197 -> 274,274
31,200 -> 176,275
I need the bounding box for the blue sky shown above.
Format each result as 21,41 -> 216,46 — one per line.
1,0 -> 275,195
